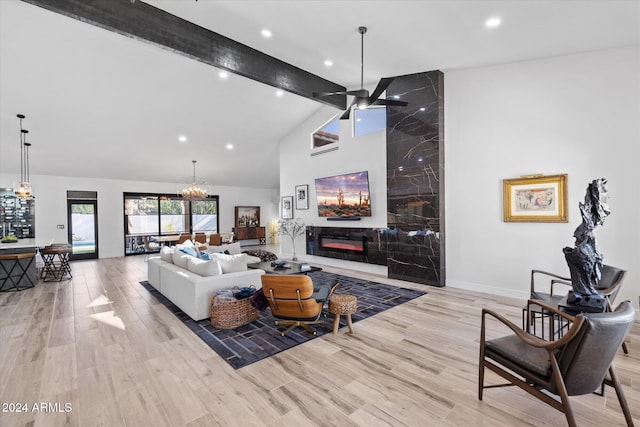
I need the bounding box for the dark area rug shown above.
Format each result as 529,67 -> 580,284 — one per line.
140,271 -> 426,369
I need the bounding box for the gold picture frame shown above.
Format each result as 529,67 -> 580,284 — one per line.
503,174 -> 568,222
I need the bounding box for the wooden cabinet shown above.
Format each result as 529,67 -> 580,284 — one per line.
234,226 -> 266,243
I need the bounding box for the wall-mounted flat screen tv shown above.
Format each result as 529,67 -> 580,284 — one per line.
314,171 -> 371,218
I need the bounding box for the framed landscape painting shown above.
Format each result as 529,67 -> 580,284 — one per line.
503,174 -> 568,222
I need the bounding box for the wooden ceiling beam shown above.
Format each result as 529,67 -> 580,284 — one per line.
21,0 -> 347,109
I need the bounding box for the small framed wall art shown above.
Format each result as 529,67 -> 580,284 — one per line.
503,174 -> 568,222
295,184 -> 309,210
235,206 -> 260,228
281,196 -> 293,219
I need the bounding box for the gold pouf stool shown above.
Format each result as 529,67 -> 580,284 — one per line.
328,294 -> 358,334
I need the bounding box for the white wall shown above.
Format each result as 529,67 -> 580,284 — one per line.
278,106 -> 388,273
445,46 -> 640,306
0,172 -> 278,258
277,47 -> 639,307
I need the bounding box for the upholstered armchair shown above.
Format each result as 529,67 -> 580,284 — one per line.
261,275 -> 338,336
480,299 -> 635,427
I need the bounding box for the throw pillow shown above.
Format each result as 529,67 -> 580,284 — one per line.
199,251 -> 213,260
186,257 -> 222,277
179,246 -> 199,258
172,250 -> 191,268
225,242 -> 242,255
210,253 -> 248,273
160,246 -> 174,263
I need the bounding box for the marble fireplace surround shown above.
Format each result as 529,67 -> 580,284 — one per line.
306,71 -> 445,288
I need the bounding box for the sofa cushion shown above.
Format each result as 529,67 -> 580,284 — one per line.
206,241 -> 242,255
186,257 -> 222,277
160,246 -> 174,263
210,253 -> 248,273
244,254 -> 262,265
173,250 -> 191,268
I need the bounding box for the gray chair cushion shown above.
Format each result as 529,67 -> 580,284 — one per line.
486,335 -> 551,378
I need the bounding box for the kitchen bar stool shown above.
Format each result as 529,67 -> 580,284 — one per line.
0,252 -> 36,291
40,244 -> 73,282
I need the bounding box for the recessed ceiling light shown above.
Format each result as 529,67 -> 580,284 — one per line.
218,70 -> 229,79
275,90 -> 284,97
261,28 -> 272,38
419,107 -> 426,112
226,143 -> 234,150
324,60 -> 333,67
178,135 -> 187,143
393,95 -> 400,99
485,17 -> 501,28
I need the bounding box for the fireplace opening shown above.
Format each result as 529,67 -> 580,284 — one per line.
320,234 -> 367,255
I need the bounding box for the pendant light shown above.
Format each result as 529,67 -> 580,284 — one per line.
181,160 -> 209,201
14,114 -> 33,199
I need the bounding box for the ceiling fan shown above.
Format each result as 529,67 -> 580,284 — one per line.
313,26 -> 408,120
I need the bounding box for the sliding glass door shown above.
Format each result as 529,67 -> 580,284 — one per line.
124,192 -> 218,255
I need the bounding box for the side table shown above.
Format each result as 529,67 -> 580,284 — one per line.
40,244 -> 73,282
328,294 -> 358,334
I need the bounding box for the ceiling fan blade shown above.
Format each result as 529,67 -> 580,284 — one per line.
340,108 -> 352,120
340,98 -> 357,120
313,91 -> 348,98
372,99 -> 409,107
347,89 -> 369,97
368,77 -> 395,102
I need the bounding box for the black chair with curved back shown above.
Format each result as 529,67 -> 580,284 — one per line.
480,299 -> 635,427
525,264 -> 628,353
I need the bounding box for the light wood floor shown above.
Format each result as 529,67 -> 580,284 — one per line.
0,254 -> 638,427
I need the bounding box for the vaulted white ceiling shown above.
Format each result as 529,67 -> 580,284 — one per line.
1,0 -> 638,189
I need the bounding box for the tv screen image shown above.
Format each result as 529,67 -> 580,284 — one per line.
314,171 -> 371,218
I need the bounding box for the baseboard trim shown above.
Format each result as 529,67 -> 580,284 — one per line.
446,279 -> 529,300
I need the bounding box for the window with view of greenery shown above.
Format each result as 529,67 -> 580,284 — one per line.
124,193 -> 219,255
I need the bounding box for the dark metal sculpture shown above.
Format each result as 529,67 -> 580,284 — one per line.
562,178 -> 609,310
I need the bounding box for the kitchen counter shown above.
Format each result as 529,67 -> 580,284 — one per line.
0,238 -> 55,250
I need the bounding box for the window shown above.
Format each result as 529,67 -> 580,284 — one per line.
123,193 -> 219,255
191,199 -> 218,233
353,106 -> 386,137
160,197 -> 187,234
125,195 -> 159,235
311,114 -> 340,152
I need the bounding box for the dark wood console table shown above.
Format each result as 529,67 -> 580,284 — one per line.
234,226 -> 266,244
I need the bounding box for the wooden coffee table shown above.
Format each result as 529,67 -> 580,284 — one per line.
247,261 -> 322,275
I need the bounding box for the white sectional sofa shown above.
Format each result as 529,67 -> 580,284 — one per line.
147,242 -> 265,321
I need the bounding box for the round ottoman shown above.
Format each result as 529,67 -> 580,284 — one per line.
328,294 -> 358,334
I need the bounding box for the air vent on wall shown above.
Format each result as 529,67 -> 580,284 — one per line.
311,146 -> 339,157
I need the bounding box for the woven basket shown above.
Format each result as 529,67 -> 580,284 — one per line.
210,295 -> 259,329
